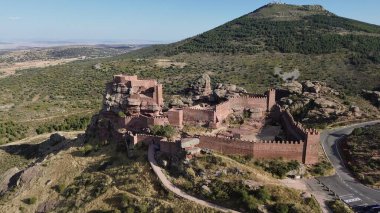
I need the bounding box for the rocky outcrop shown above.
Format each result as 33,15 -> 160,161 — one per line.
0,167 -> 20,195
212,83 -> 247,101
280,80 -> 361,124
104,81 -> 160,116
168,96 -> 193,108
282,81 -> 303,94
362,90 -> 380,107
186,73 -> 248,103
189,74 -> 212,99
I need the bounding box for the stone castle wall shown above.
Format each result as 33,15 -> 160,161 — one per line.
198,135 -> 305,162
183,92 -> 272,125
197,105 -> 319,164
183,107 -> 216,123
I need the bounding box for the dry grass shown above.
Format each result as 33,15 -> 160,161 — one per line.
0,58 -> 79,78
0,133 -> 218,213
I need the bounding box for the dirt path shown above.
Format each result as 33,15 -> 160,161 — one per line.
20,109 -> 95,123
148,144 -> 239,213
0,130 -> 84,147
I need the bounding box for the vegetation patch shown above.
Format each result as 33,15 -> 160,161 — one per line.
327,199 -> 353,213
308,160 -> 334,177
165,153 -> 320,212
342,124 -> 380,188
150,125 -> 177,140
22,197 -> 37,205
229,155 -> 301,179
0,121 -> 28,144
35,115 -> 91,134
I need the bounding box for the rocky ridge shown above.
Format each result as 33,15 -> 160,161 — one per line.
280,80 -> 362,125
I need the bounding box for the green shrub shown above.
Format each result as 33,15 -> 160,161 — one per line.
327,200 -> 353,213
80,144 -> 93,155
54,184 -> 66,193
255,187 -> 271,201
150,125 -> 177,140
23,197 -> 37,205
35,115 -> 91,134
272,203 -> 289,213
126,207 -> 135,213
0,121 -> 28,143
256,159 -> 300,178
310,160 -> 334,176
118,111 -> 126,118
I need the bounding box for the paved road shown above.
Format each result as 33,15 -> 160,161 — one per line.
148,144 -> 239,213
318,120 -> 380,207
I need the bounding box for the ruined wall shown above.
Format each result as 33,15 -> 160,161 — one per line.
131,79 -> 158,89
267,89 -> 276,111
160,140 -> 180,154
153,84 -> 164,106
214,94 -> 269,123
167,109 -> 183,128
214,101 -> 232,122
123,115 -> 148,131
135,134 -> 163,145
280,110 -> 306,141
113,75 -> 138,83
183,108 -> 216,123
147,116 -> 170,127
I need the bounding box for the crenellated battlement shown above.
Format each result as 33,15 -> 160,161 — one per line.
256,140 -> 303,144
124,115 -> 140,119
199,135 -> 304,145
184,107 -> 214,112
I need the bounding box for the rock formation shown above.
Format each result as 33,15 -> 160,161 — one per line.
103,75 -> 163,116
212,83 -> 247,101
362,89 -> 380,107
280,80 -> 361,125
189,74 -> 212,100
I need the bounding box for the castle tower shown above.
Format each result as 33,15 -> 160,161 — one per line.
153,84 -> 164,106
267,89 -> 276,112
303,129 -> 319,164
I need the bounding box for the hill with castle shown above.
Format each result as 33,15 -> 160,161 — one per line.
0,3 -> 380,213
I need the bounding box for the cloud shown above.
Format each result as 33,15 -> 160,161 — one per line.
7,16 -> 22,21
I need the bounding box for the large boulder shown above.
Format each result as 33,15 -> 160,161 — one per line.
362,90 -> 380,107
302,81 -> 322,93
212,83 -> 247,101
190,74 -> 212,96
282,81 -> 303,94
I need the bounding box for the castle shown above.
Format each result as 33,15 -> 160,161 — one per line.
88,74 -> 319,164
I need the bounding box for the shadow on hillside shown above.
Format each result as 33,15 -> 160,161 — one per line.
0,134 -> 84,160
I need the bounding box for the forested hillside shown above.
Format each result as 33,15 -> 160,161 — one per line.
134,4 -> 380,65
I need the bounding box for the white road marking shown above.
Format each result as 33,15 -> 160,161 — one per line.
344,197 -> 361,203
340,194 -> 354,198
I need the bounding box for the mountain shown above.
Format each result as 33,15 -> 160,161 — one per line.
136,3 -> 380,63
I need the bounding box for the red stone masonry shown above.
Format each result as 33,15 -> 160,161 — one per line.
106,75 -> 319,164
197,102 -> 320,164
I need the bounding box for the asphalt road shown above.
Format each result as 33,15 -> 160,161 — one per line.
318,120 -> 380,207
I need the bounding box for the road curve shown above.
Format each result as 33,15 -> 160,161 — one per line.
148,144 -> 239,213
318,120 -> 380,207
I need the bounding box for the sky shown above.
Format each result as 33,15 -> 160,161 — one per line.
0,0 -> 380,44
